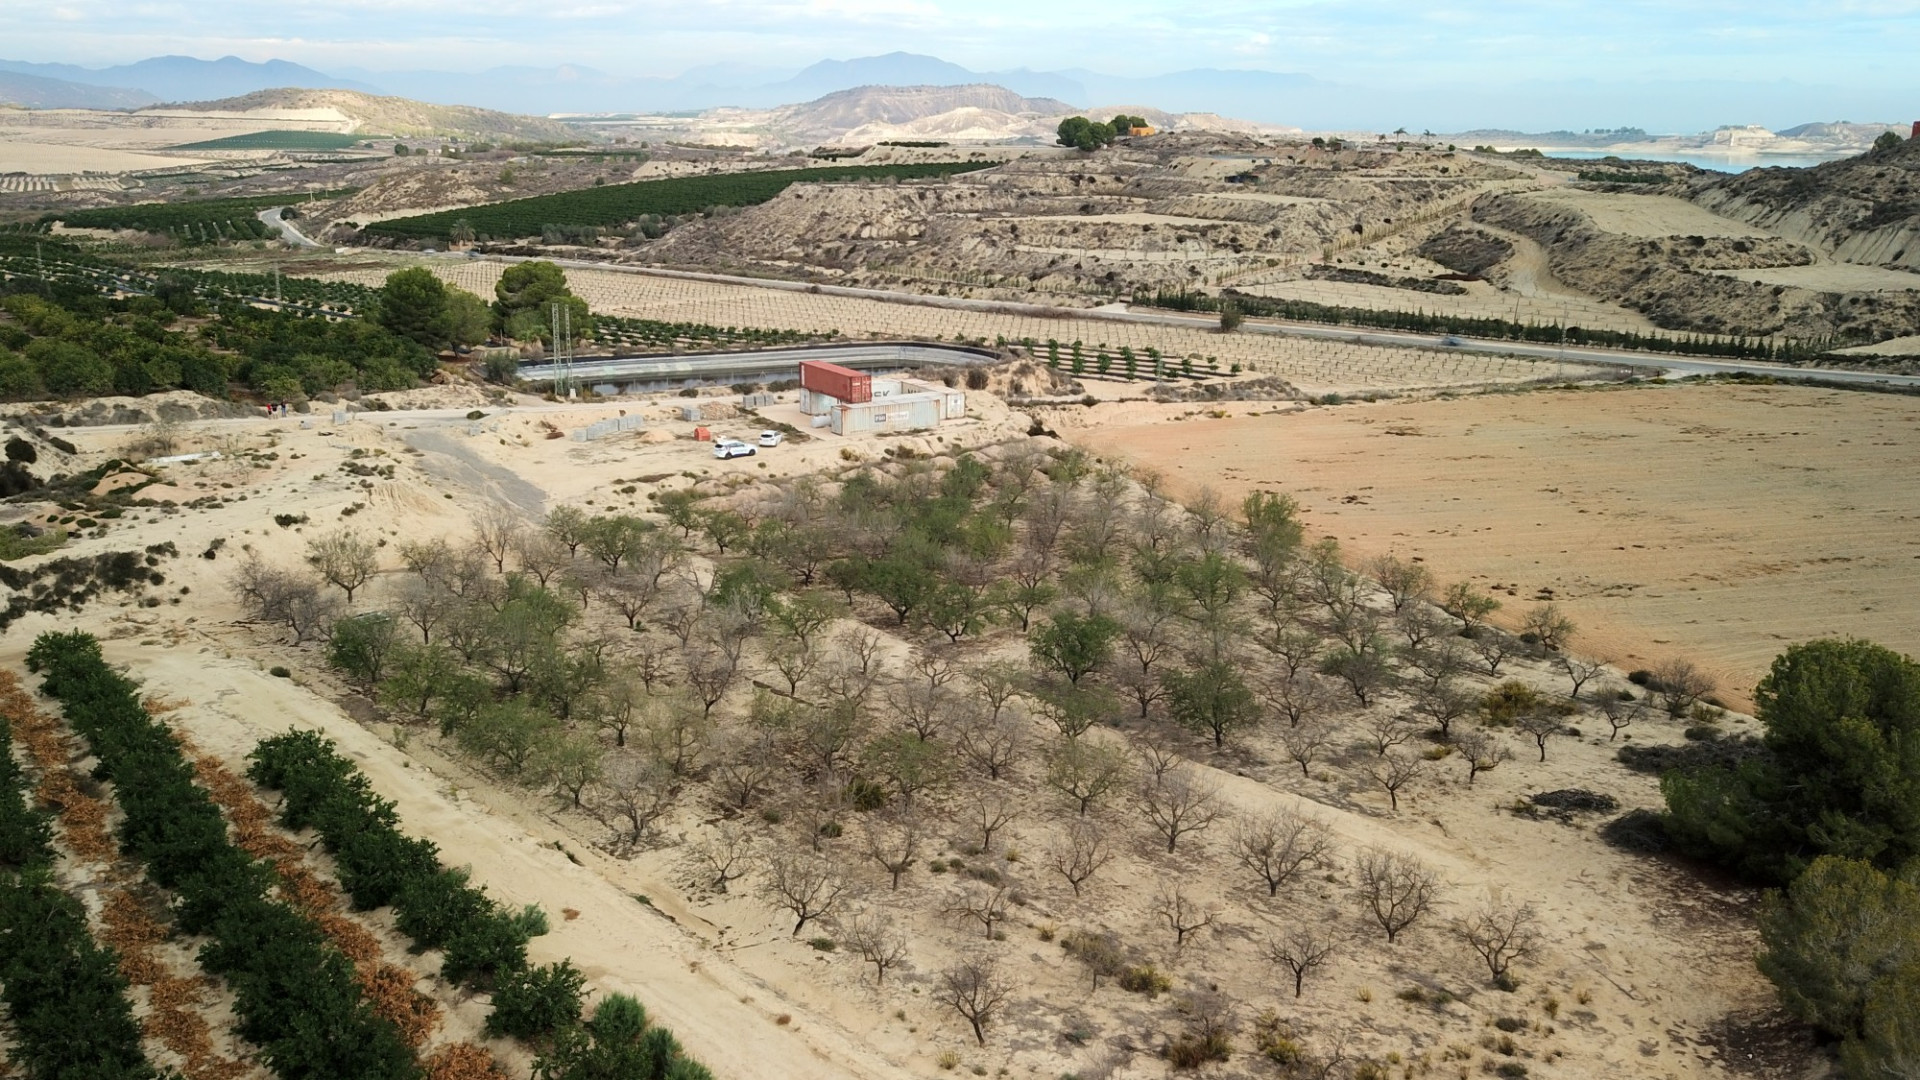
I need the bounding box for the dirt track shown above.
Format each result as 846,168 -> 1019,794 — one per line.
1070,381 -> 1920,707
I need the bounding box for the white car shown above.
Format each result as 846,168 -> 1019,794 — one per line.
757,430 -> 784,447
712,439 -> 756,459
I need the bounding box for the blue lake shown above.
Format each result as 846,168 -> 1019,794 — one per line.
1545,150 -> 1848,173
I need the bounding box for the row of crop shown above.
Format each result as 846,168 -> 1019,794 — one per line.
248,729 -> 714,1080
25,630 -> 420,1080
46,189 -> 359,238
590,313 -> 828,352
362,161 -> 997,241
1138,286 -> 1841,362
0,680 -> 159,1080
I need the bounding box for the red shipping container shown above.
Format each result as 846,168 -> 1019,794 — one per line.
799,359 -> 871,404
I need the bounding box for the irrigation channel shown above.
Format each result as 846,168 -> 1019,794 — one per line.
517,341 -> 998,394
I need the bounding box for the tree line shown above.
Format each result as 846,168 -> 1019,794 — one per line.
0,688 -> 158,1080
27,630 -> 420,1080
248,730 -> 712,1080
1139,286 -> 1842,364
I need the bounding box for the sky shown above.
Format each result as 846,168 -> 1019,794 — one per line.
6,0 -> 1919,129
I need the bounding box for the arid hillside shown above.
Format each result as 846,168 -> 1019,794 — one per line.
157,88 -> 583,142
1692,134 -> 1920,270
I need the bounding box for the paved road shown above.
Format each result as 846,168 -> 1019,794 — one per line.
258,207 -> 321,249
426,252 -> 1920,390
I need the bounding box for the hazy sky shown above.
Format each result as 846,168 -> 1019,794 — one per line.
6,0 -> 1918,127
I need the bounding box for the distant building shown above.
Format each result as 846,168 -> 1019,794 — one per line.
1121,124 -> 1156,138
797,359 -> 966,436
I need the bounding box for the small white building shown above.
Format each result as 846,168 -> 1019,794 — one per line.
798,359 -> 966,435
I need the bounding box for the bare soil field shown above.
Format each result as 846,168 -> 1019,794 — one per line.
1707,263 -> 1920,293
1510,190 -> 1775,240
1069,381 -> 1920,710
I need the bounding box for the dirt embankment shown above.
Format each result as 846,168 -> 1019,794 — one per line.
1473,190 -> 1920,341
1689,137 -> 1920,271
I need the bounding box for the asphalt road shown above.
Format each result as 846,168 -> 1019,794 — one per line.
429,252 -> 1920,390
258,208 -> 321,249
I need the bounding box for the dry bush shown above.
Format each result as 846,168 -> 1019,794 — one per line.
1264,923 -> 1340,997
425,1044 -> 510,1080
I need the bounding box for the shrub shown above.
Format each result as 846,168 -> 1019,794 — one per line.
485,961 -> 585,1043
269,666 -> 291,678
1119,965 -> 1172,998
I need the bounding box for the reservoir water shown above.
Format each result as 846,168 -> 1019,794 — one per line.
1544,150 -> 1847,173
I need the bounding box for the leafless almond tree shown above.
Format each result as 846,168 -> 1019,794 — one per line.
514,530 -> 570,587
1653,658 -> 1715,718
1363,712 -> 1419,757
592,755 -> 679,856
840,908 -> 908,984
306,527 -> 379,604
1515,707 -> 1570,762
1456,898 -> 1541,986
863,811 -> 922,890
938,954 -> 1015,1046
1455,729 -> 1513,785
692,822 -> 753,893
948,882 -> 1012,939
1264,924 -> 1340,997
1396,604 -> 1450,652
1353,848 -> 1442,943
712,729 -> 779,809
1471,629 -> 1527,677
967,787 -> 1017,853
393,577 -> 455,643
1139,766 -> 1223,853
1231,808 -> 1335,898
1048,818 -> 1113,897
1259,623 -> 1324,683
1281,721 -> 1337,779
1559,653 -> 1608,701
1366,751 -> 1425,812
1600,695 -> 1646,742
954,707 -> 1023,780
1156,884 -> 1219,949
1413,682 -> 1475,739
471,505 -> 523,574
762,850 -> 849,935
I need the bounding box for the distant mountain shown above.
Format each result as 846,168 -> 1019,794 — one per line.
762,53 -> 1084,106
0,55 -> 374,103
775,84 -> 1075,141
0,70 -> 157,109
164,88 -> 579,142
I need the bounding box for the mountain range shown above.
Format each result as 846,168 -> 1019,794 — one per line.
0,50 -> 1907,134
0,50 -> 1315,120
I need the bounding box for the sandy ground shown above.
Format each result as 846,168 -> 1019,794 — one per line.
1512,191 -> 1775,239
1069,380 -> 1920,710
1707,263 -> 1920,292
0,140 -> 211,174
0,376 -> 1805,1080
